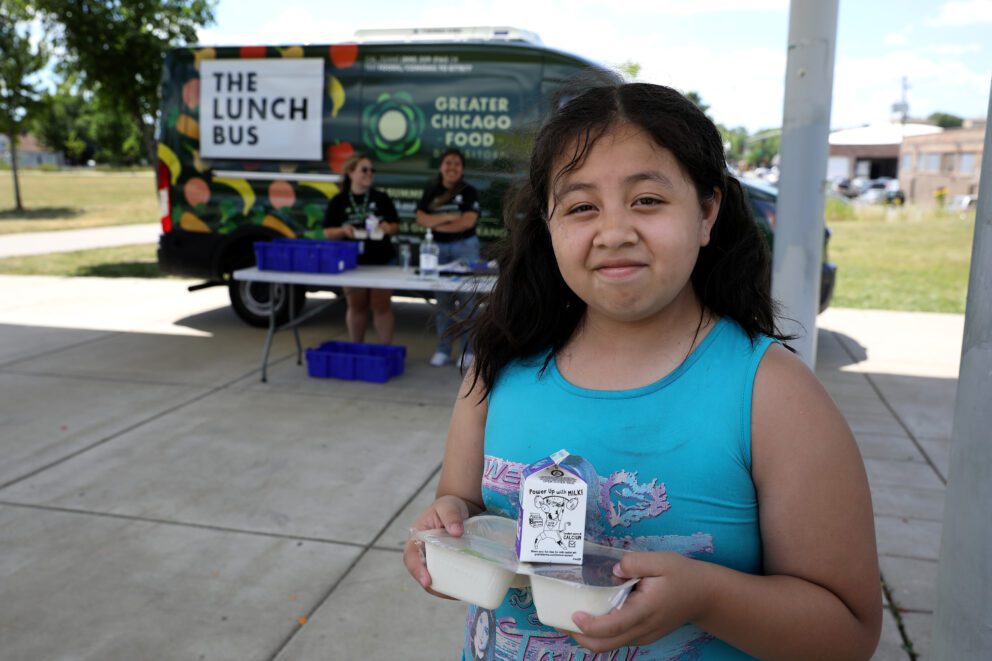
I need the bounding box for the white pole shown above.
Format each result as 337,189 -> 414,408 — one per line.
931,79 -> 992,659
771,0 -> 839,366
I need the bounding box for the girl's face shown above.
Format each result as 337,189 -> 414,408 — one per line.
547,123 -> 719,325
350,158 -> 374,190
440,154 -> 463,188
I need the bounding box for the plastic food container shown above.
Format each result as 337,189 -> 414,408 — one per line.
522,542 -> 640,632
417,515 -> 525,610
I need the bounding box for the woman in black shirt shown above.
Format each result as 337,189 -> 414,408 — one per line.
323,153 -> 400,343
415,148 -> 481,368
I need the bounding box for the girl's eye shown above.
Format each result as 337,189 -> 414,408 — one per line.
634,196 -> 664,207
566,203 -> 596,215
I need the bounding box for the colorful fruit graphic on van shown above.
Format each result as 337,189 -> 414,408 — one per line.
330,43 -> 358,69
182,78 -> 200,110
326,142 -> 354,172
362,92 -> 424,162
268,180 -> 296,209
184,177 -> 210,206
328,76 -> 345,117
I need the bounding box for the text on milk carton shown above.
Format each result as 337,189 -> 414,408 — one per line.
517,451 -> 587,564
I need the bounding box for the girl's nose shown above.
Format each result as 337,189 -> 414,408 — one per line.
594,206 -> 638,248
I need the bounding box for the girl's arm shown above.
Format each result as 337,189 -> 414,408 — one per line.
403,369 -> 489,591
571,343 -> 882,660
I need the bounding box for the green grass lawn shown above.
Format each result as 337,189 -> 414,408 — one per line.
828,207 -> 975,313
0,169 -> 158,234
0,243 -> 164,278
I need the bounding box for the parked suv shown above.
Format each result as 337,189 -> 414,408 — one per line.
742,178 -> 837,312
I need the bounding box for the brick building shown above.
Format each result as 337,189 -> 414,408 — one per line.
827,122 -> 943,181
898,122 -> 985,206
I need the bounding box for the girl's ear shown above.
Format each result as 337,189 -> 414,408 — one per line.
699,187 -> 722,247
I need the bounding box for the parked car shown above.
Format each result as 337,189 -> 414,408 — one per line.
742,178 -> 837,313
858,177 -> 905,205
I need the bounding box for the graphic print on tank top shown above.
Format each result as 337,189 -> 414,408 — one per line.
473,454 -> 718,661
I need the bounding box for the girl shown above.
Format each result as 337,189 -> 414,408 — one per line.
323,153 -> 400,343
415,148 -> 482,368
404,81 -> 881,659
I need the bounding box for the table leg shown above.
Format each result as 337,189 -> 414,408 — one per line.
290,283 -> 303,365
260,282 -> 277,383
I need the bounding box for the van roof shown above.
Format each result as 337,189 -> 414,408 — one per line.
353,26 -> 543,45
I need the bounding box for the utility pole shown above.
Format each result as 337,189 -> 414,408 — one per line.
892,76 -> 910,125
930,78 -> 992,659
771,0 -> 839,366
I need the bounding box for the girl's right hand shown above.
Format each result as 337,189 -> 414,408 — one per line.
403,495 -> 473,595
341,224 -> 356,239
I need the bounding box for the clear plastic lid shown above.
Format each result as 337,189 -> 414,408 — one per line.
521,542 -> 639,588
416,515 -> 520,572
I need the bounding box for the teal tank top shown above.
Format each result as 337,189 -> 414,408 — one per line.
462,317 -> 775,660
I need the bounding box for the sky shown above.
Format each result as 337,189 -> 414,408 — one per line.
196,0 -> 992,134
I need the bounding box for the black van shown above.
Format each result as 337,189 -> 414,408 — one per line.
155,28 -> 597,325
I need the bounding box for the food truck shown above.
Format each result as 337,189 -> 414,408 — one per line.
155,27 -> 598,325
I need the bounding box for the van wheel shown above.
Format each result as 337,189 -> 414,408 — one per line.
229,280 -> 306,327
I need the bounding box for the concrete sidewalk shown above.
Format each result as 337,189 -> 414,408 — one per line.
0,275 -> 960,660
0,223 -> 160,258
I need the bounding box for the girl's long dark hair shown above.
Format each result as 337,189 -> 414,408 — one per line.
465,75 -> 792,398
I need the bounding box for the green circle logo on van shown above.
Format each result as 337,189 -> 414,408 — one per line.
362,92 -> 425,162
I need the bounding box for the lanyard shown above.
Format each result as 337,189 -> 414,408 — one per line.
347,191 -> 370,221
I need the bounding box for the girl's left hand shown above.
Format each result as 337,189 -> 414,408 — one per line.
568,551 -> 712,653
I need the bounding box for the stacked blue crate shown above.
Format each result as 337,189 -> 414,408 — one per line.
305,341 -> 406,383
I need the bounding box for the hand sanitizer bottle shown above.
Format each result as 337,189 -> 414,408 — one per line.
419,229 -> 439,279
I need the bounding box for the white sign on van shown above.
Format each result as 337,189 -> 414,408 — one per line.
200,58 -> 323,161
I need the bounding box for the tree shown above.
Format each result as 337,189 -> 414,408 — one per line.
33,79 -> 91,164
1,0 -> 48,211
928,111 -> 964,129
33,0 -> 215,164
685,91 -> 710,117
744,128 -> 781,168
617,60 -> 641,80
719,125 -> 749,165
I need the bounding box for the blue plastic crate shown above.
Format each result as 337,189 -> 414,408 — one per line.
290,239 -> 323,273
324,241 -> 359,271
254,241 -> 293,271
305,340 -> 406,383
255,239 -> 360,274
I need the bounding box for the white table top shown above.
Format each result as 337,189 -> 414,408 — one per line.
232,266 -> 496,293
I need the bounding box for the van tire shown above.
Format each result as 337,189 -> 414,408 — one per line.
229,280 -> 306,327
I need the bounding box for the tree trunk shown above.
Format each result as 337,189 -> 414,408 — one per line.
8,133 -> 24,212
138,112 -> 157,169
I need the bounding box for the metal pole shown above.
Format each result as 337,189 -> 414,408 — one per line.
771,0 -> 839,366
931,79 -> 992,659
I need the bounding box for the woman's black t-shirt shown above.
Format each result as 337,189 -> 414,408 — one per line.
323,188 -> 399,265
416,182 -> 480,243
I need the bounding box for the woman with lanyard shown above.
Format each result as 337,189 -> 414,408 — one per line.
415,148 -> 482,368
323,153 -> 401,344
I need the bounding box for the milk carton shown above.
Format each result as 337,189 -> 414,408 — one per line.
517,450 -> 589,564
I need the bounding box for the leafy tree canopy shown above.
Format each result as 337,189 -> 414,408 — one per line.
684,91 -> 710,116
617,60 -> 641,80
32,0 -> 216,162
927,111 -> 964,129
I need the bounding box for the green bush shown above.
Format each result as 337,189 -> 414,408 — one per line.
824,194 -> 853,222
